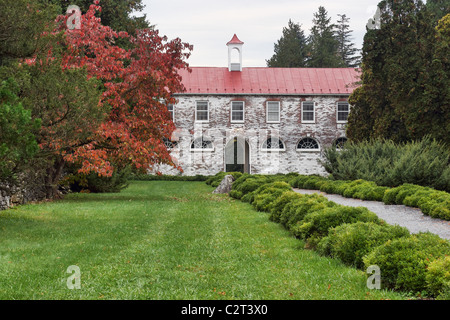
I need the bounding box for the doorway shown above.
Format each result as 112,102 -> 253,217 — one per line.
225,137 -> 250,173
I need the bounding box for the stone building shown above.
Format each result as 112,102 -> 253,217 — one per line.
156,34 -> 360,176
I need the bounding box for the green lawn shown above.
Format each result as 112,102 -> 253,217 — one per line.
0,181 -> 408,300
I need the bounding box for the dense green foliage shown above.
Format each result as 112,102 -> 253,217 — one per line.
347,0 -> 450,145
363,232 -> 450,294
425,256 -> 450,299
317,222 -> 410,268
0,79 -> 40,182
66,165 -> 132,193
322,137 -> 450,192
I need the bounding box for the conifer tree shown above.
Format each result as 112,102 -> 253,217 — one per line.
347,0 -> 449,145
266,19 -> 308,67
306,6 -> 345,68
335,14 -> 361,67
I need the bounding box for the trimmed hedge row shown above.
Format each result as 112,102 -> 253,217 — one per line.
290,175 -> 450,221
224,173 -> 450,299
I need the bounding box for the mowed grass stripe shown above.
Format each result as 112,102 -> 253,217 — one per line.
0,181 -> 406,300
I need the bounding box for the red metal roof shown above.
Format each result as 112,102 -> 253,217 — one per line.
227,34 -> 244,45
176,67 -> 360,95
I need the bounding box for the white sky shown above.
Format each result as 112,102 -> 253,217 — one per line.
137,0 -> 381,67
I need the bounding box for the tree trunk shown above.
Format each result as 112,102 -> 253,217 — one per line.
45,157 -> 65,199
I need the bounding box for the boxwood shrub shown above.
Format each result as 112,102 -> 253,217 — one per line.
425,256 -> 450,299
382,184 -> 450,220
249,181 -> 292,212
363,232 -> 450,294
291,206 -> 381,249
279,194 -> 335,231
317,221 -> 410,269
269,190 -> 303,223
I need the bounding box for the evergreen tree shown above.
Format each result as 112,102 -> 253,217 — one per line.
335,14 -> 361,67
266,19 -> 308,67
347,1 -> 449,145
306,6 -> 345,68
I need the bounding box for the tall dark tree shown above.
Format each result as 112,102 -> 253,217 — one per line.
266,19 -> 308,67
347,0 -> 449,145
306,6 -> 345,68
335,14 -> 361,67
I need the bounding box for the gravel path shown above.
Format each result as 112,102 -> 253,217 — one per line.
293,188 -> 450,240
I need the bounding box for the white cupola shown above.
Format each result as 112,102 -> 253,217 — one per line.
227,34 -> 244,72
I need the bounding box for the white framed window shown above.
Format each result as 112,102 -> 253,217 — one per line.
190,137 -> 214,152
301,101 -> 315,123
296,137 -> 320,152
195,101 -> 209,122
261,137 -> 285,152
167,104 -> 174,121
266,101 -> 280,123
231,101 -> 245,123
337,102 -> 350,123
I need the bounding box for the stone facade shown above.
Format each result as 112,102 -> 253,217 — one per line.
153,94 -> 349,176
150,35 -> 358,177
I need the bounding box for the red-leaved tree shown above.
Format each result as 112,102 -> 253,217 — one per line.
56,1 -> 192,177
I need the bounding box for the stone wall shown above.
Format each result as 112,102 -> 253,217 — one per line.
152,94 -> 348,176
0,174 -> 47,211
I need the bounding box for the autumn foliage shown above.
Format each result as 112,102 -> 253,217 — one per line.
31,1 -> 192,177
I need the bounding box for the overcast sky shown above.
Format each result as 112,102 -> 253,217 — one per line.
138,0 -> 381,67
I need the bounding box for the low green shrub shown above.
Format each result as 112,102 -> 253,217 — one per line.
251,181 -> 292,212
290,175 -> 312,188
362,186 -> 389,201
291,206 -> 381,249
321,136 -> 450,193
269,191 -> 303,223
363,232 -> 450,294
318,180 -> 347,194
317,222 -> 410,269
232,175 -> 270,201
70,166 -> 132,193
279,194 -> 336,231
303,176 -> 327,190
425,256 -> 450,299
382,184 -> 450,220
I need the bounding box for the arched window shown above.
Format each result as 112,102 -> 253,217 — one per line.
261,137 -> 285,151
334,137 -> 348,149
163,138 -> 178,150
297,137 -> 320,151
190,137 -> 214,151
